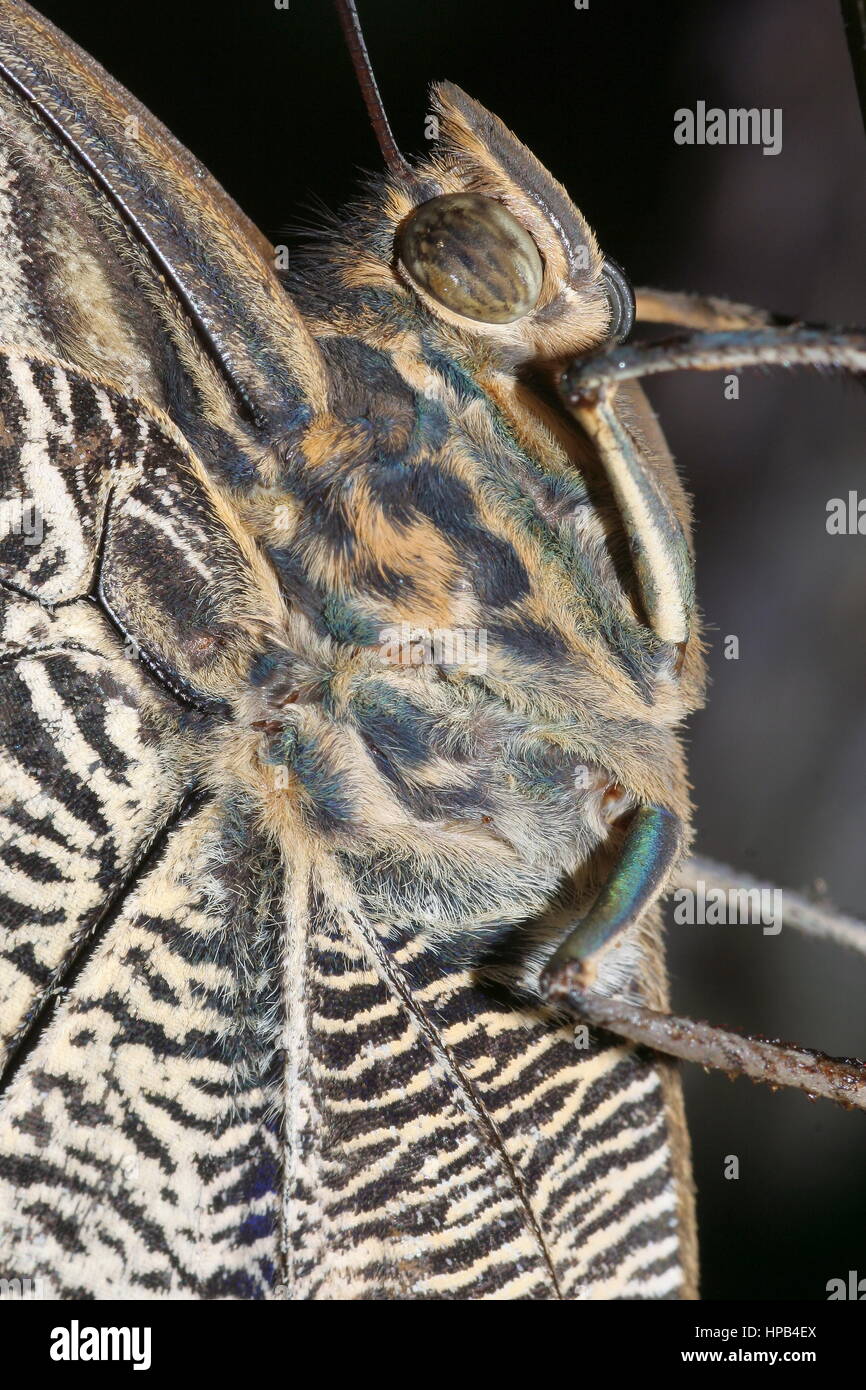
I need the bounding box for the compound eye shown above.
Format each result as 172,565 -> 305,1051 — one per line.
397,192 -> 543,324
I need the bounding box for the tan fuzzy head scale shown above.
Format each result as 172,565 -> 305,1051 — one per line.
333,80 -> 614,366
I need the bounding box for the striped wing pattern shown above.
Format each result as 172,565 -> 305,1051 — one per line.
0,347 -> 696,1298
1,799 -> 686,1301
0,349 -> 199,1075
287,886 -> 686,1299
0,600 -> 188,1070
0,348 -> 279,1297
0,798 -> 281,1300
0,0 -> 698,1299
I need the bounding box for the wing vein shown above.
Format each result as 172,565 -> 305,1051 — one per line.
347,912 -> 566,1299
0,786 -> 209,1099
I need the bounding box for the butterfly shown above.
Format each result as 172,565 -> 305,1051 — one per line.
0,0 -> 864,1303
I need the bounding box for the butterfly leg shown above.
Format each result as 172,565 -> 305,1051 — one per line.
635,286 -> 782,330
564,324 -> 866,397
561,371 -> 695,646
541,815 -> 866,1112
635,290 -> 866,361
542,805 -> 684,988
680,856 -> 866,959
562,325 -> 866,646
543,322 -> 866,1110
545,975 -> 866,1109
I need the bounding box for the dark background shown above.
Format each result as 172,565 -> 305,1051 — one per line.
29,0 -> 866,1300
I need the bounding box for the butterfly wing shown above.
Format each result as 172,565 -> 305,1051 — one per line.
0,0 -> 320,1300
0,790 -> 282,1300
282,883 -> 693,1299
0,0 -> 698,1301
0,0 -> 328,457
0,348 -> 289,1296
0,0 -> 328,1296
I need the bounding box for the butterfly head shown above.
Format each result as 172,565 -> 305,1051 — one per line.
383,82 -> 631,366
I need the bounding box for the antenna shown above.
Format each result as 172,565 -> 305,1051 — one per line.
333,0 -> 415,180
840,0 -> 866,143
